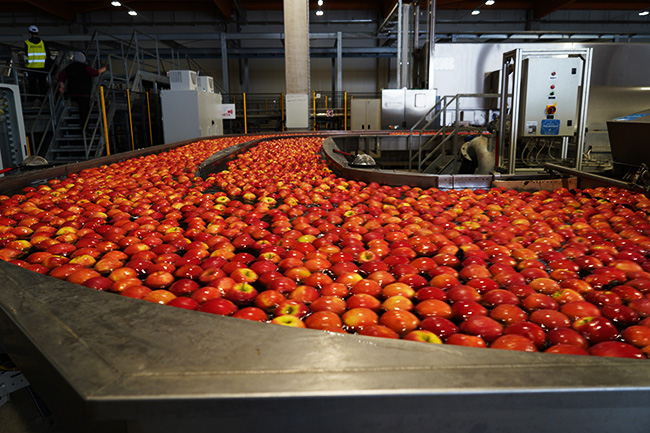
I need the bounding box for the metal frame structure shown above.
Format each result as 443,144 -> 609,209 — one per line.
498,48 -> 593,175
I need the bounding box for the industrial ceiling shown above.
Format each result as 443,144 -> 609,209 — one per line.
4,0 -> 650,22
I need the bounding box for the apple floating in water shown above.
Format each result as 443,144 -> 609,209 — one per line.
2,136 -> 650,358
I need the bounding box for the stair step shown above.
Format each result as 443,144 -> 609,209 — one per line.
55,136 -> 84,141
50,157 -> 86,163
51,150 -> 88,155
51,145 -> 93,150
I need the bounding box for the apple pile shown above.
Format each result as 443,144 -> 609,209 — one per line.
2,135 -> 650,359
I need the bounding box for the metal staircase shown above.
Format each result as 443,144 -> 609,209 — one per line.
1,29 -> 185,164
44,100 -> 106,163
408,93 -> 500,174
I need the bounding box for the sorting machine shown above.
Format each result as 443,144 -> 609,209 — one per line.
1,132 -> 650,433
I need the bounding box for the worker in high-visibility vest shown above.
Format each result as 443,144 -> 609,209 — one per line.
24,25 -> 51,98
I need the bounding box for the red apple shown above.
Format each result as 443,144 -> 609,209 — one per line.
621,325 -> 650,348
546,327 -> 588,349
121,285 -> 152,300
82,276 -> 113,291
414,299 -> 453,319
198,298 -> 238,316
419,316 -> 458,340
270,315 -> 306,328
545,344 -> 589,356
588,341 -> 645,359
346,293 -> 381,311
274,300 -> 309,318
167,297 -> 200,310
403,330 -> 442,344
310,296 -> 347,315
452,300 -> 488,321
254,290 -> 286,313
342,307 -> 378,332
489,304 -> 528,325
232,306 -> 268,322
572,316 -> 619,343
490,334 -> 537,352
459,316 -> 503,343
305,311 -> 343,332
191,286 -> 222,304
504,321 -> 546,349
446,334 -> 487,348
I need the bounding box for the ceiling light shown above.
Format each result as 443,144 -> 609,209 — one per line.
317,0 -> 323,6
128,10 -> 137,16
316,10 -> 324,16
640,10 -> 650,16
111,1 -> 121,6
471,9 -> 480,15
485,0 -> 495,5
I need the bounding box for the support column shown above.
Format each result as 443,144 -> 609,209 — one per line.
284,0 -> 310,129
220,33 -> 230,95
243,59 -> 249,93
336,31 -> 343,108
396,0 -> 403,88
426,0 -> 437,90
399,3 -> 412,89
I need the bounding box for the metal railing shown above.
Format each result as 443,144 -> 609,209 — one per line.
408,93 -> 500,173
0,29 -> 179,161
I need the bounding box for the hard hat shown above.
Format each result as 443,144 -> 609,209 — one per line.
73,52 -> 86,63
28,25 -> 39,33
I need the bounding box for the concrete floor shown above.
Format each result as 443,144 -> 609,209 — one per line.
0,386 -> 62,433
0,353 -> 62,433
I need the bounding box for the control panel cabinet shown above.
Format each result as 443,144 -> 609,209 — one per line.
161,89 -> 222,144
519,57 -> 582,137
351,99 -> 381,131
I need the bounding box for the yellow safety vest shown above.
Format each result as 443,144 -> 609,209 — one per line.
25,40 -> 46,69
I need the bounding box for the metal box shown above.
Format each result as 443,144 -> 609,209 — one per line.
285,93 -> 309,129
197,76 -> 214,93
350,99 -> 381,131
519,57 -> 582,137
0,84 -> 28,174
405,89 -> 437,128
381,88 -> 437,130
161,89 -> 222,143
168,70 -> 198,91
381,89 -> 406,129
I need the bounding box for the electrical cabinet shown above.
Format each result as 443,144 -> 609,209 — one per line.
168,70 -> 198,91
197,76 -> 214,93
381,89 -> 437,130
0,84 -> 28,175
285,94 -> 309,129
351,99 -> 381,130
519,57 -> 582,137
161,89 -> 222,144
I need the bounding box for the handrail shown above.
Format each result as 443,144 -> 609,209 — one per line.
1,27 -> 191,161
408,94 -> 457,171
408,92 -> 500,174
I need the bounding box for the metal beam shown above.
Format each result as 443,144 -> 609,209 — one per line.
220,32 -> 230,93
212,0 -> 234,18
534,0 -> 578,19
24,0 -> 76,21
232,0 -> 248,21
336,31 -> 342,107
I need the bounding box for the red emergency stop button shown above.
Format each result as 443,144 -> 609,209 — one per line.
546,105 -> 557,114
